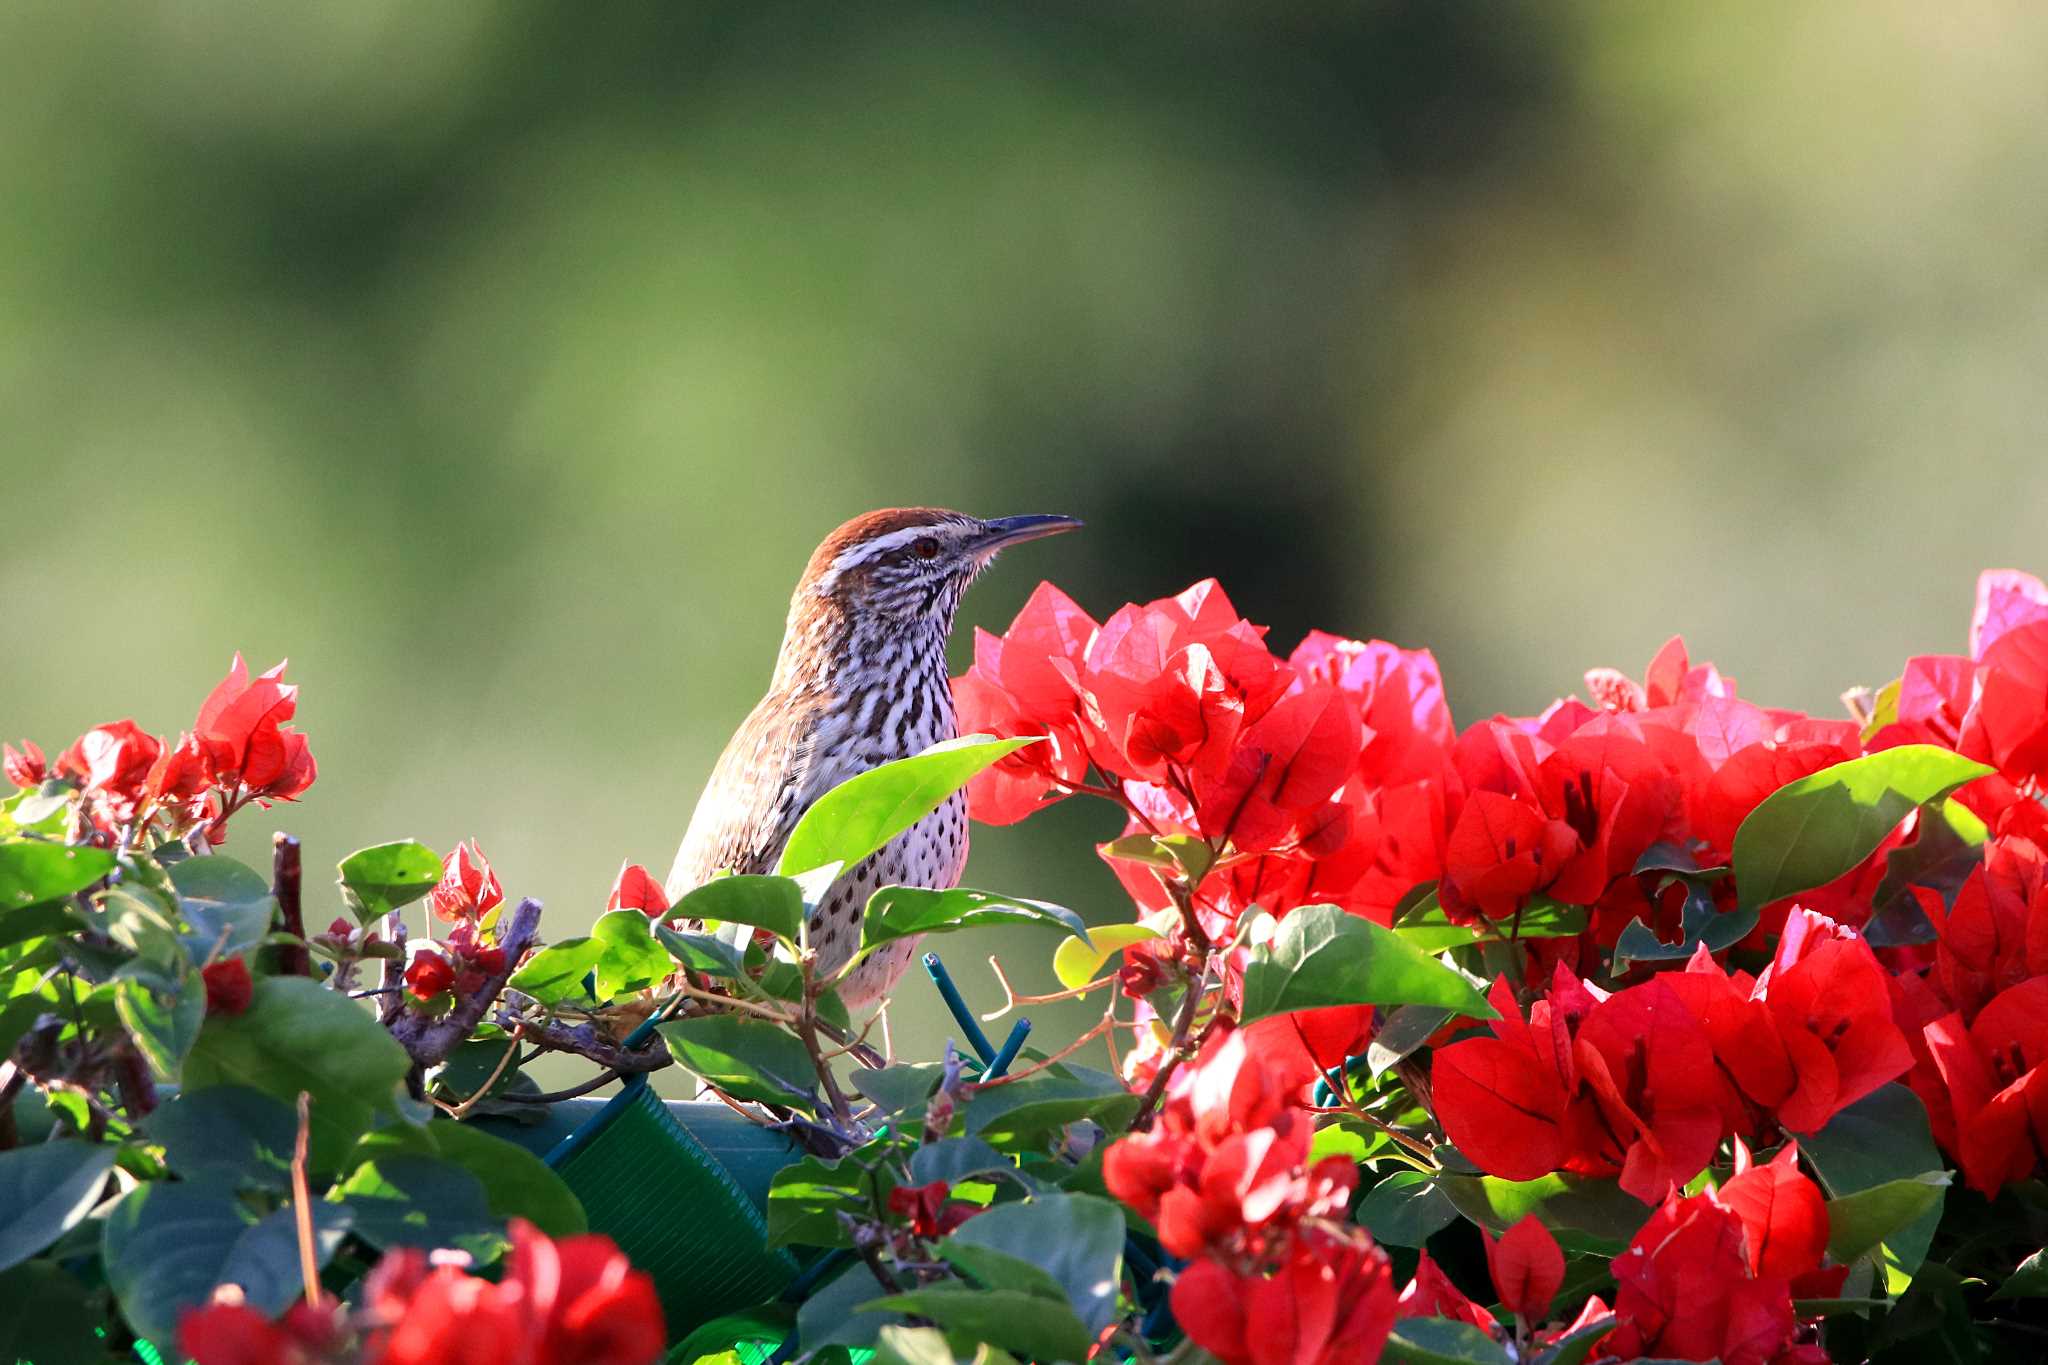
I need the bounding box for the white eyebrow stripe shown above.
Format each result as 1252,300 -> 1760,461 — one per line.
812,524 -> 954,594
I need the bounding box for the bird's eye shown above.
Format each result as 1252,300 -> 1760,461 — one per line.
911,537 -> 941,560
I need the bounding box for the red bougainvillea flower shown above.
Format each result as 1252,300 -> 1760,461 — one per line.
1920,833 -> 2048,1020
192,654 -> 318,801
201,958 -> 255,1016
178,1295 -> 342,1365
1921,975 -> 2048,1196
1431,976 -> 1575,1183
1439,790 -> 1579,921
1970,569 -> 2048,660
1961,619 -> 2048,789
2,738 -> 45,789
359,1219 -> 664,1365
1172,1224 -> 1395,1365
1486,1214 -> 1565,1325
886,1180 -> 980,1238
1752,909 -> 1914,1133
1243,1004 -> 1375,1076
1193,682 -> 1363,852
55,718 -> 163,822
606,862 -> 669,918
429,840 -> 504,922
1394,1250 -> 1496,1332
404,949 -> 457,1001
1601,1185 -> 1821,1365
953,583 -> 1100,824
1717,1141 -> 1831,1285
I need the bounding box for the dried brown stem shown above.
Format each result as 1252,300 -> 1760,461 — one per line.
270,833 -> 312,979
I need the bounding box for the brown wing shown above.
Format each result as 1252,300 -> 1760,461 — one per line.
664,689 -> 833,901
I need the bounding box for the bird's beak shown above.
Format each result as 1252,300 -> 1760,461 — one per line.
974,514 -> 1084,558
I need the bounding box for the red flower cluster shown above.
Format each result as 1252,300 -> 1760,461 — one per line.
406,841 -> 512,1003
1103,1026 -> 1394,1365
1599,1145 -> 1841,1365
9,654 -> 316,846
885,1180 -> 979,1238
1435,911 -> 1911,1202
202,957 -> 255,1016
178,1221 -> 664,1365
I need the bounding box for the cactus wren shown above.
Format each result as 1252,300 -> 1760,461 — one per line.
664,508 -> 1081,1009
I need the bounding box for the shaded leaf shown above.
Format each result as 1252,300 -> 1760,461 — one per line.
1825,1173 -> 1950,1265
145,1085 -> 297,1190
942,1193 -> 1124,1335
1803,1084 -> 1948,1284
911,1137 -> 1014,1187
1367,1004 -> 1455,1077
861,1285 -> 1091,1364
965,1070 -> 1139,1145
171,855 -> 276,959
114,964 -> 206,1083
182,976 -> 411,1174
660,1014 -> 818,1108
1357,1169 -> 1459,1247
337,1152 -> 501,1256
0,1139 -> 116,1274
1382,1317 -> 1515,1365
857,886 -> 1088,965
655,924 -> 747,979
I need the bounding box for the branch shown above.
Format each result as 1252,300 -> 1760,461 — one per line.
270,833 -> 312,978
387,898 -> 543,1071
513,1012 -> 673,1076
1128,957 -> 1211,1132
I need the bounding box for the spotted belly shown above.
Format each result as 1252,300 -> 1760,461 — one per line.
807,789 -> 969,1009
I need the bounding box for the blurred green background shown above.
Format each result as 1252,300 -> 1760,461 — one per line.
6,2 -> 2046,1081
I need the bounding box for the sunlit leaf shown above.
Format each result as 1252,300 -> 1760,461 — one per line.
1239,904 -> 1494,1024
777,735 -> 1039,877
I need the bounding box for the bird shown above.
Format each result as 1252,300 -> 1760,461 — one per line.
664,507 -> 1082,1009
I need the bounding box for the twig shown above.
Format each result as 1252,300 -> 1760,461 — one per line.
513,1014 -> 674,1076
270,833 -> 312,978
982,954 -> 1113,1020
799,963 -> 857,1129
495,1071 -> 626,1105
387,898 -> 543,1071
292,1092 -> 320,1307
1129,958 -> 1212,1131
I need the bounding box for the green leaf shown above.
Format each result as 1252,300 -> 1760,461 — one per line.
1052,922 -> 1162,989
659,1014 -> 818,1108
1732,745 -> 1992,912
1239,904 -> 1495,1024
798,1260 -> 908,1354
337,1152 -> 501,1256
589,909 -> 672,999
1357,1169 -> 1459,1247
655,923 -> 747,978
0,899 -> 84,950
767,1145 -> 896,1250
0,841 -> 112,910
102,1179 -> 351,1347
337,840 -> 443,924
114,964 -> 206,1083
675,874 -> 806,945
1991,1247 -> 2048,1301
1367,1004 -> 1456,1077
673,1305 -> 798,1364
0,1139 -> 116,1274
911,1137 -> 1013,1186
352,1122 -> 587,1238
1439,1170 -> 1649,1247
1865,798 -> 1987,948
852,1063 -> 944,1121
942,1193 -> 1125,1336
182,976 -> 412,1175
144,1085 -> 298,1190
0,1260 -> 106,1363
1825,1173 -> 1950,1265
856,886 -> 1089,965
875,1324 -> 1020,1365
1392,894 -> 1586,953
861,1285 -> 1091,1364
507,936 -> 605,1005
1610,880 -> 1757,971
1382,1317 -> 1515,1365
964,1070 -> 1140,1145
1803,1083 -> 1948,1283
170,855 -> 277,961
777,735 -> 1040,877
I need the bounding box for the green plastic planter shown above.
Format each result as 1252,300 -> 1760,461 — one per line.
469,1081 -> 805,1340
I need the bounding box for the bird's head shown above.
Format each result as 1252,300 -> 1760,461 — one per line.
795,507 -> 1082,629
